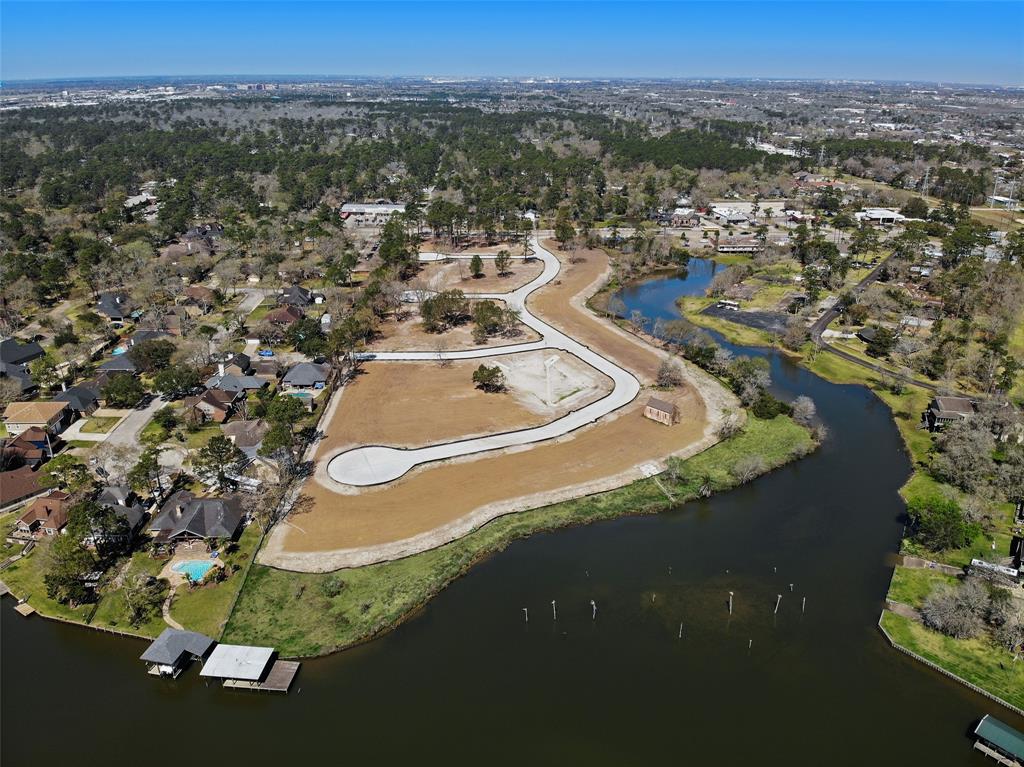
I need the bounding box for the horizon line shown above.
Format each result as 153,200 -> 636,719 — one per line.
3,73 -> 1021,90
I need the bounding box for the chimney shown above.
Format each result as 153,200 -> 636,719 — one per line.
218,363 -> 225,377
60,381 -> 67,392
175,505 -> 184,519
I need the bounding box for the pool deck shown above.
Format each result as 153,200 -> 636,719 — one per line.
160,550 -> 224,586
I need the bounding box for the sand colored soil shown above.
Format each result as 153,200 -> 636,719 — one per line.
416,258 -> 545,293
531,240 -> 664,384
319,351 -> 609,452
366,300 -> 539,353
281,388 -> 706,558
261,238 -> 736,570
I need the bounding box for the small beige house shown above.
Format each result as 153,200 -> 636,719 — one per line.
2,401 -> 73,436
643,397 -> 678,426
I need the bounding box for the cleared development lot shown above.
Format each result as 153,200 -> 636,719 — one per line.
320,350 -> 610,452
261,239 -> 731,571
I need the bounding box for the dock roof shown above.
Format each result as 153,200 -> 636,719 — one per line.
200,644 -> 275,681
140,628 -> 215,666
975,715 -> 1024,759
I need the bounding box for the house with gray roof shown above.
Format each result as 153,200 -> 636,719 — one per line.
277,285 -> 323,307
99,355 -> 138,374
0,337 -> 44,393
140,628 -> 216,677
55,383 -> 101,416
82,485 -> 147,548
149,491 -> 244,545
204,372 -> 267,394
129,329 -> 172,347
95,291 -> 130,322
923,396 -> 977,431
97,485 -> 147,531
282,362 -> 330,389
0,337 -> 44,366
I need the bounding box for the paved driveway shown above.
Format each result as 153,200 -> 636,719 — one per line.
105,395 -> 167,448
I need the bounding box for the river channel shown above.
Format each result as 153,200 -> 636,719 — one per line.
3,259 -> 1021,765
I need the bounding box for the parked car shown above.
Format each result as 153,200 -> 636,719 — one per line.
258,349 -> 275,358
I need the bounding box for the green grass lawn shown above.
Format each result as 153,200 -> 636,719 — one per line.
676,296 -> 778,348
2,533 -> 174,637
223,415 -> 816,657
881,611 -> 1024,711
140,419 -> 169,445
0,512 -> 23,560
181,423 -> 222,450
169,524 -> 262,638
886,565 -> 958,607
0,537 -> 97,623
245,301 -> 277,325
88,551 -> 171,637
79,416 -> 120,434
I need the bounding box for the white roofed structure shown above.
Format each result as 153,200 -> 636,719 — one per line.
201,644 -> 275,681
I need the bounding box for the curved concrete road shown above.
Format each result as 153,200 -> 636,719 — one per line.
326,237 -> 642,486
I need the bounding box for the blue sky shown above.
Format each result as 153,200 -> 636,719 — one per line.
2,1 -> 1022,85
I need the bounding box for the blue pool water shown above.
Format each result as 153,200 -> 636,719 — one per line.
172,560 -> 215,581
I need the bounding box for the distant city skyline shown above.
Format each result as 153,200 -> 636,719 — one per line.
2,1 -> 1022,86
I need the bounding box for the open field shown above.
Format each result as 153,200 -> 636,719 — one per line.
325,351 -> 610,451
417,258 -> 545,293
227,415 -> 813,656
262,239 -> 733,570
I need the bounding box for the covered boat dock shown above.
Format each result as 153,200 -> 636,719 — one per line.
199,643 -> 300,693
140,628 -> 215,678
974,715 -> 1024,766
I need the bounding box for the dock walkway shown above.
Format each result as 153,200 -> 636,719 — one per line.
222,660 -> 300,693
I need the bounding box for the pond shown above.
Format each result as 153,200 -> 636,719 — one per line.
3,266 -> 1020,766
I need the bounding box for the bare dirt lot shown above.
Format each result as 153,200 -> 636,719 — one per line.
416,258 -> 545,293
366,299 -> 540,353
320,350 -> 610,451
264,240 -> 730,567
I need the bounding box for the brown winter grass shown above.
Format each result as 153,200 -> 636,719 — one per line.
319,352 -> 606,452
280,241 -> 710,553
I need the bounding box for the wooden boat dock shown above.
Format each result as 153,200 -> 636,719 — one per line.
201,644 -> 300,693
223,659 -> 300,693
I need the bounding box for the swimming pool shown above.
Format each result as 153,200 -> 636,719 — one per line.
172,560 -> 215,581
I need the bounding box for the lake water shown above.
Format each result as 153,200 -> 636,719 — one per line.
3,261 -> 1021,765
